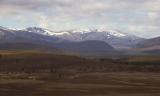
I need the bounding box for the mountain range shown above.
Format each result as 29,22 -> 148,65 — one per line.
25,27 -> 143,49
0,26 -> 159,55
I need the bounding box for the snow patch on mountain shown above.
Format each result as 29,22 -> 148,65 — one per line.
23,27 -> 127,39
25,27 -> 70,36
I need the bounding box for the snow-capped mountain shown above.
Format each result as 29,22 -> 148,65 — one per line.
26,28 -> 142,49
0,26 -> 61,43
0,26 -> 144,49
0,26 -> 116,54
24,27 -> 126,38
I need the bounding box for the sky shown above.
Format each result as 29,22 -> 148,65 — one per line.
0,0 -> 160,38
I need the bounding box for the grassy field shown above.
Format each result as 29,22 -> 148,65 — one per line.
0,72 -> 160,96
0,51 -> 160,96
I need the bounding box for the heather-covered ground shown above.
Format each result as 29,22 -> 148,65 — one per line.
0,51 -> 160,96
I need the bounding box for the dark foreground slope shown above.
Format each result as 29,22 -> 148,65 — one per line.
0,51 -> 160,73
0,51 -> 160,96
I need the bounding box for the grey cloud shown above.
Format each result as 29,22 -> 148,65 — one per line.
1,0 -> 160,15
0,0 -> 160,37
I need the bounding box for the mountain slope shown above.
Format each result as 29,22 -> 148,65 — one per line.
131,37 -> 160,55
135,37 -> 160,48
0,27 -> 60,51
55,40 -> 115,55
0,42 -> 59,51
0,27 -> 61,43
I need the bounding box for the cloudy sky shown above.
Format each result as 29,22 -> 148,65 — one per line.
0,0 -> 160,38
